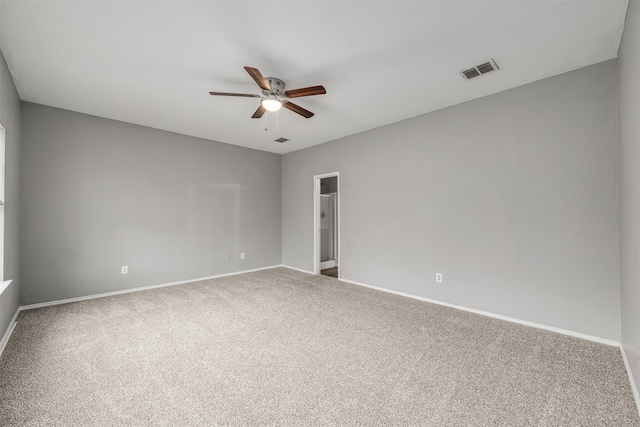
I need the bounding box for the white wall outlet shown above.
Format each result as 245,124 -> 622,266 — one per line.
226,254 -> 231,261
121,265 -> 128,275
240,252 -> 245,260
436,273 -> 443,283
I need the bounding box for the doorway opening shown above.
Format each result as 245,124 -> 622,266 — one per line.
314,173 -> 339,278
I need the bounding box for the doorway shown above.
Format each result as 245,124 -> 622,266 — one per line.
314,173 -> 339,277
320,192 -> 337,270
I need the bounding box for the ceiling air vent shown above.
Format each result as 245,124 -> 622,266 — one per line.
460,59 -> 499,80
274,137 -> 289,143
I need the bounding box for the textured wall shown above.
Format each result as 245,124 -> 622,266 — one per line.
0,50 -> 21,338
283,60 -> 619,340
619,0 -> 640,400
20,103 -> 281,304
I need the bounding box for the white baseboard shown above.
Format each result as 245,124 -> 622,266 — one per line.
0,307 -> 20,358
20,265 -> 282,311
620,344 -> 640,417
338,277 -> 619,347
280,264 -> 315,275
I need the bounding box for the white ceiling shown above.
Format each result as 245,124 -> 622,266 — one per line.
0,1 -> 629,155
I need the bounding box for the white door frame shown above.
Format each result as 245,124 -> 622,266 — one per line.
314,172 -> 340,275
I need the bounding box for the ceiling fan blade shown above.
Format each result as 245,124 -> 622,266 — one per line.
283,102 -> 314,118
244,66 -> 271,91
252,104 -> 266,119
284,85 -> 327,98
209,91 -> 258,98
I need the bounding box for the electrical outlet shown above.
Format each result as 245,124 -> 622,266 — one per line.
240,252 -> 245,260
226,254 -> 231,261
436,273 -> 443,283
121,266 -> 128,275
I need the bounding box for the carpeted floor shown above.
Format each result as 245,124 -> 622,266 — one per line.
0,267 -> 638,426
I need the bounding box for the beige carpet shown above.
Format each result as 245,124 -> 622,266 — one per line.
0,267 -> 638,426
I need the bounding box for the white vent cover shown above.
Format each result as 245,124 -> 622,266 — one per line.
460,59 -> 499,80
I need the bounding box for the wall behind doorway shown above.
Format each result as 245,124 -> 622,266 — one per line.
321,176 -> 337,194
319,176 -> 338,266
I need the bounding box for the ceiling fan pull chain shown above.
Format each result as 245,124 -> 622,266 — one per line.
276,111 -> 279,135
265,112 -> 268,131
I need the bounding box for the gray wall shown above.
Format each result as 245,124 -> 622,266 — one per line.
21,103 -> 281,304
618,0 -> 640,398
283,60 -> 620,341
0,50 -> 21,337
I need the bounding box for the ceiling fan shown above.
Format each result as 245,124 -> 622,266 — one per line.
209,66 -> 326,119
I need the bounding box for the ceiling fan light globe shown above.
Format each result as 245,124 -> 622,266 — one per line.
262,99 -> 282,112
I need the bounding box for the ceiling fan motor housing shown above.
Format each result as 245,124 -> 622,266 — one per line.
264,77 -> 285,96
